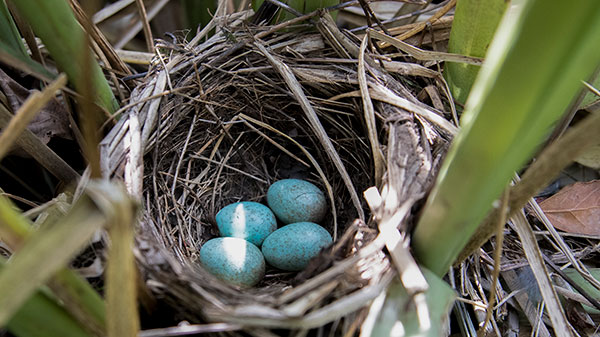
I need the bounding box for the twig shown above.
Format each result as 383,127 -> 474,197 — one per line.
542,256 -> 600,311
358,34 -> 385,185
394,0 -> 456,41
509,212 -> 572,337
134,0 -> 154,52
368,28 -> 483,65
477,189 -> 508,337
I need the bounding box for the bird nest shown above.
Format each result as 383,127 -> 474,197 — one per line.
100,10 -> 454,334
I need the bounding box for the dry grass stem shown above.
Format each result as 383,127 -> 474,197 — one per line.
510,212 -> 572,337
369,28 -> 484,65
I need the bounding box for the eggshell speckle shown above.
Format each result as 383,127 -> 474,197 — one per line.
200,237 -> 265,287
216,201 -> 277,246
267,179 -> 327,224
262,222 -> 332,271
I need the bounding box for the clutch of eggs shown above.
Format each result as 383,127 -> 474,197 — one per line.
201,179 -> 331,286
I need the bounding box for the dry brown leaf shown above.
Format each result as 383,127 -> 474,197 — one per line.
0,69 -> 72,157
539,180 -> 600,235
575,144 -> 600,169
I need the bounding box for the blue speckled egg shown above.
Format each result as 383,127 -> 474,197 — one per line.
267,179 -> 327,224
262,222 -> 332,271
216,201 -> 277,246
200,237 -> 265,287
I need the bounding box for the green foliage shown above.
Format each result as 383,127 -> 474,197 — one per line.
0,1 -> 55,79
8,0 -> 118,114
365,270 -> 455,337
563,268 -> 600,314
0,194 -> 105,332
444,0 -> 507,105
252,0 -> 338,23
413,0 -> 600,276
3,261 -> 90,337
182,0 -> 216,33
0,194 -> 106,337
0,0 -> 28,57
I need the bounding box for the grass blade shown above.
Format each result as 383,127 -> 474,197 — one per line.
413,0 -> 600,275
0,0 -> 28,58
181,0 -> 216,34
0,40 -> 55,81
563,268 -> 600,314
444,0 -> 507,104
9,0 -> 118,114
104,185 -> 140,337
3,259 -> 90,337
0,181 -> 143,336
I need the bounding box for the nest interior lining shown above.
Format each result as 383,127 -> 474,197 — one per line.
101,12 -> 452,331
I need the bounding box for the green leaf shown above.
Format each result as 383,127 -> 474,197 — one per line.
181,0 -> 216,33
413,0 -> 600,275
2,259 -> 91,337
0,41 -> 57,81
444,0 -> 507,105
363,269 -> 455,337
9,0 -> 118,114
563,268 -> 600,314
0,3 -> 55,81
0,0 -> 28,58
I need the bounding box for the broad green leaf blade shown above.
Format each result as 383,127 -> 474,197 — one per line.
444,0 -> 507,105
413,0 -> 600,275
9,0 -> 118,114
0,193 -> 32,248
0,193 -> 105,327
0,0 -> 28,58
363,269 -> 455,337
2,260 -> 90,337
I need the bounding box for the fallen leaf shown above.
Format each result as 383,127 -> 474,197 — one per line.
0,68 -> 72,152
575,144 -> 600,170
539,180 -> 600,235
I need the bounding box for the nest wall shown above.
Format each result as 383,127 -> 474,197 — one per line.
100,12 -> 453,332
